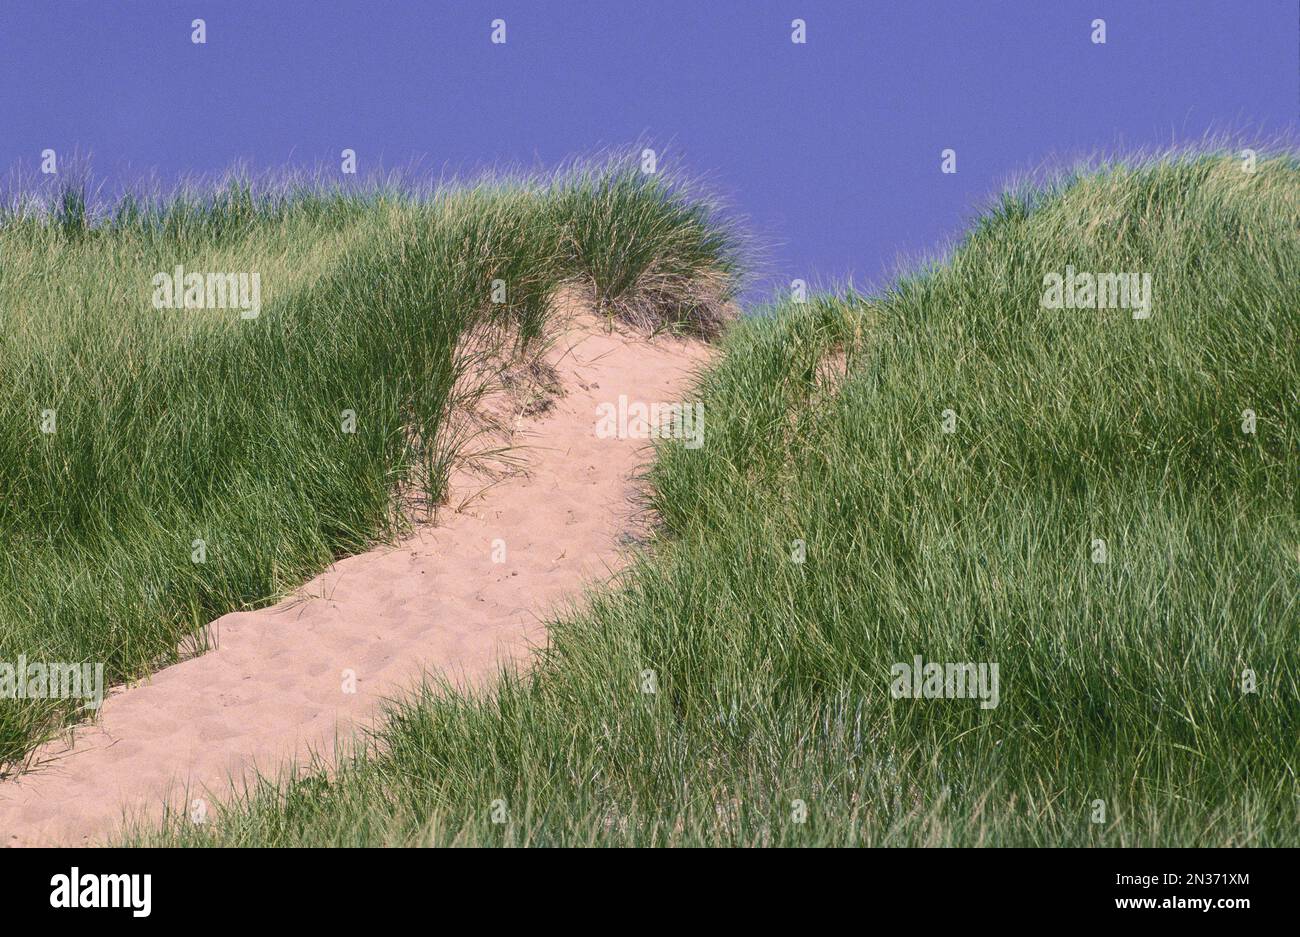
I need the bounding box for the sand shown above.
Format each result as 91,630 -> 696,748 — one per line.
0,313 -> 710,846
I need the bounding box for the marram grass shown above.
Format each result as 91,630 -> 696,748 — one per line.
129,149 -> 1297,847
0,158 -> 739,768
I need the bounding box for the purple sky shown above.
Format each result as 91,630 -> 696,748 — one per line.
2,0 -> 1295,298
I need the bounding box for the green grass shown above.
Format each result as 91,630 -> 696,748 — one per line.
125,149 -> 1298,847
0,158 -> 739,769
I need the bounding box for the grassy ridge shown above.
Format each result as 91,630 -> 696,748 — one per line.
0,161 -> 738,768
132,150 -> 1297,846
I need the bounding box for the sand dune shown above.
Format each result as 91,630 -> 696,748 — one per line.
0,313 -> 710,847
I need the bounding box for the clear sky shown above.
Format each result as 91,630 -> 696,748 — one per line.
2,0 -> 1295,298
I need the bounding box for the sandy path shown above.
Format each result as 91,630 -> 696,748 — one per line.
0,315 -> 709,846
